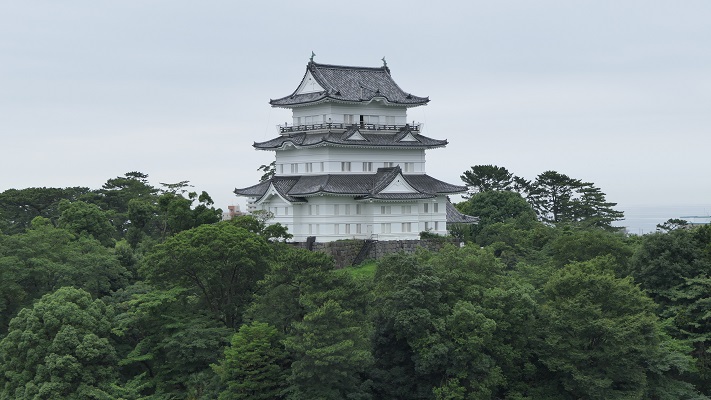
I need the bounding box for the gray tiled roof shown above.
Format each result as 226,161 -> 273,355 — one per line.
234,167 -> 466,203
446,202 -> 479,224
270,62 -> 429,107
254,127 -> 447,150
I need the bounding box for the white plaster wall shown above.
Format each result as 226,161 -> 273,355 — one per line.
275,147 -> 427,175
255,195 -> 449,242
291,103 -> 409,125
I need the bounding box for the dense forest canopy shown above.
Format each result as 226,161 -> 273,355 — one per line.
1,170 -> 710,399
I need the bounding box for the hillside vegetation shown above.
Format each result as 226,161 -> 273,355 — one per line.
1,170 -> 710,399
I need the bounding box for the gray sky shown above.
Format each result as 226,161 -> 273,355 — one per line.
2,1 -> 710,219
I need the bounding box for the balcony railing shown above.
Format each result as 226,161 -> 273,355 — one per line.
277,122 -> 421,134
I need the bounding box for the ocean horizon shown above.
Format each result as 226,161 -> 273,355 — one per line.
614,204 -> 711,235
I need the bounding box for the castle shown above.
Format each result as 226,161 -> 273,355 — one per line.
234,58 -> 476,242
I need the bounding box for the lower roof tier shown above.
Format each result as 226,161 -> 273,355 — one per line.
234,166 -> 466,203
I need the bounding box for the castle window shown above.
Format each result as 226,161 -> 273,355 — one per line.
363,162 -> 373,172
341,162 -> 351,172
433,203 -> 439,213
381,206 -> 391,215
334,204 -> 340,215
356,204 -> 362,214
404,162 -> 414,172
381,223 -> 391,234
384,162 -> 395,168
402,205 -> 411,214
305,163 -> 313,173
334,224 -> 340,234
344,114 -> 355,124
402,222 -> 411,232
344,204 -> 351,215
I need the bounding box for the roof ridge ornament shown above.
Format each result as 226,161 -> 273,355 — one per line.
310,51 -> 316,63
381,57 -> 387,67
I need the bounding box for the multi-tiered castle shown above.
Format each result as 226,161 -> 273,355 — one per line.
234,59 -> 476,242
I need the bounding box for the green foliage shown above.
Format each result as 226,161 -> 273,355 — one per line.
460,164 -> 519,195
371,247 -> 523,398
3,171 -> 711,399
527,171 -> 624,229
156,190 -> 222,238
231,212 -> 293,241
0,218 -> 129,333
0,186 -> 90,234
57,199 -> 116,246
284,299 -> 373,399
459,165 -> 624,231
213,321 -> 289,400
245,248 -> 373,399
346,260 -> 377,280
0,287 -> 118,399
657,218 -> 692,232
547,227 -> 633,268
111,284 -> 231,399
141,222 -> 273,328
629,225 -> 711,395
258,161 -> 277,182
537,257 -> 702,399
628,226 -> 711,305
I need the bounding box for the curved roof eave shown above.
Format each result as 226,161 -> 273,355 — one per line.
254,142 -> 448,151
270,96 -> 429,109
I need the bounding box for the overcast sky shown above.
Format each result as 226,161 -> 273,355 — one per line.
2,1 -> 710,220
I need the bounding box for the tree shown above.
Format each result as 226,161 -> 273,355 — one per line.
140,222 -> 272,328
548,228 -> 633,268
245,248 -> 373,399
57,200 -> 116,246
89,172 -> 159,236
258,161 -> 276,182
0,186 -> 89,234
456,190 -> 537,241
213,322 -> 289,400
155,190 -> 222,238
628,225 -> 711,395
371,247 -> 519,399
657,218 -> 691,232
460,165 -> 517,196
526,171 -> 623,229
536,257 -> 703,399
231,212 -> 292,242
284,299 -> 373,400
111,284 -> 231,399
0,287 -> 119,399
0,217 -> 129,334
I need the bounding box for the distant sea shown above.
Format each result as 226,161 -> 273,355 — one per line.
614,204 -> 711,235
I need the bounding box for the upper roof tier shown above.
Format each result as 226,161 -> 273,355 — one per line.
270,62 -> 430,108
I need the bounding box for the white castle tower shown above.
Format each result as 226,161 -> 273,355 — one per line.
234,59 -> 476,242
